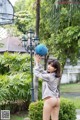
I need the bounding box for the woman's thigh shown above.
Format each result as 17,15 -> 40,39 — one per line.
43,97 -> 59,120
51,98 -> 60,120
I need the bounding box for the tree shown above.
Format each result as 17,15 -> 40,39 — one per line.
13,0 -> 80,101
36,0 -> 40,37
14,0 -> 36,33
14,11 -> 33,33
40,0 -> 80,68
49,26 -> 80,67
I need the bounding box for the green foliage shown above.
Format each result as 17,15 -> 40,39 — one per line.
29,100 -> 43,120
59,98 -> 76,120
0,63 -> 9,75
4,25 -> 22,37
48,26 -> 80,67
14,0 -> 27,12
0,52 -> 30,74
29,98 -> 76,120
15,11 -> 34,33
40,1 -> 80,69
14,0 -> 35,13
0,73 -> 31,102
14,0 -> 36,33
0,52 -> 32,103
14,0 -> 80,69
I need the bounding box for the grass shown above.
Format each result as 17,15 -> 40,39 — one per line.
11,111 -> 28,120
60,83 -> 80,93
60,83 -> 80,109
11,115 -> 23,120
70,98 -> 80,109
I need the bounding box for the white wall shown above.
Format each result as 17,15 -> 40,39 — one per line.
61,59 -> 80,84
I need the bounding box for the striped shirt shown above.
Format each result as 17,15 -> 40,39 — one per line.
33,63 -> 61,99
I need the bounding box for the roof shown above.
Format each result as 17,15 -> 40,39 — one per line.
0,36 -> 26,53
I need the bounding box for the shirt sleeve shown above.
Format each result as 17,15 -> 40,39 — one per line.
33,63 -> 50,82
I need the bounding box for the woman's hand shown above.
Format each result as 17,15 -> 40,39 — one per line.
34,54 -> 42,64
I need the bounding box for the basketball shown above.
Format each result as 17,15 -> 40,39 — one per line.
35,44 -> 48,56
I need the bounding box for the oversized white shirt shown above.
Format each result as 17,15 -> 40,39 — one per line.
33,63 -> 61,99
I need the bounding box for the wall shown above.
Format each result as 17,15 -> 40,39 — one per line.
61,59 -> 80,84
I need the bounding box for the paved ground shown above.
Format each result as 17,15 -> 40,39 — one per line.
76,109 -> 80,120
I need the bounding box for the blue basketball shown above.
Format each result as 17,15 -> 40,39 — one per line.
35,44 -> 48,56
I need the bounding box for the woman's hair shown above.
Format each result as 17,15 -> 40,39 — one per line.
48,59 -> 61,78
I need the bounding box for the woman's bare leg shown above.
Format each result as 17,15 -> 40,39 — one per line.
43,97 -> 57,120
51,98 -> 60,120
43,101 -> 52,120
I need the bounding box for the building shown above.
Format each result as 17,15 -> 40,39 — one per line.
0,36 -> 26,53
0,0 -> 14,25
61,59 -> 80,83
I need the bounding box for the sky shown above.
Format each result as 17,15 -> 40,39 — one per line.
9,0 -> 17,6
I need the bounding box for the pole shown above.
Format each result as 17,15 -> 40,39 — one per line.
30,37 -> 34,102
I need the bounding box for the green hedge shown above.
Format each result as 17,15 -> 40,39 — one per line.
29,98 -> 76,120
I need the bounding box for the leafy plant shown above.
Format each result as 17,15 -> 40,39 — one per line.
0,52 -> 32,103
29,98 -> 76,120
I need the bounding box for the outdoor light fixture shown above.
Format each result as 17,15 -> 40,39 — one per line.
22,29 -> 39,102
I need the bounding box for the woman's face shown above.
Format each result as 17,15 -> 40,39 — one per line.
47,64 -> 56,73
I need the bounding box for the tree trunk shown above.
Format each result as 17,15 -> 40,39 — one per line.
33,0 -> 40,101
36,0 -> 40,37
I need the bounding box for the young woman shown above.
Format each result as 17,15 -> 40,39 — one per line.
33,54 -> 61,120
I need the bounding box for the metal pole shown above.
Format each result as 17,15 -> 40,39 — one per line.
30,37 -> 34,102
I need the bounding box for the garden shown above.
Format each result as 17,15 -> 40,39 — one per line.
0,53 -> 80,120
0,0 -> 80,120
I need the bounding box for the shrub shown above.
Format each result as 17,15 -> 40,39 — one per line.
29,98 -> 76,120
0,52 -> 32,102
0,52 -> 31,74
0,52 -> 32,112
29,100 -> 43,120
0,73 -> 31,102
59,98 -> 76,120
0,100 -> 29,113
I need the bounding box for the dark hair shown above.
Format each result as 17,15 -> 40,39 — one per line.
48,59 -> 61,78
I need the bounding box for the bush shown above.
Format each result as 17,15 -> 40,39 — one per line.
0,52 -> 31,74
29,98 -> 76,120
0,52 -> 32,113
0,100 -> 29,113
59,98 -> 76,120
0,73 -> 31,102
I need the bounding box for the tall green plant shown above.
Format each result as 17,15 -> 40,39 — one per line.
0,53 -> 32,102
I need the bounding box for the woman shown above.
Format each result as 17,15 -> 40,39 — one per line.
33,54 -> 61,120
